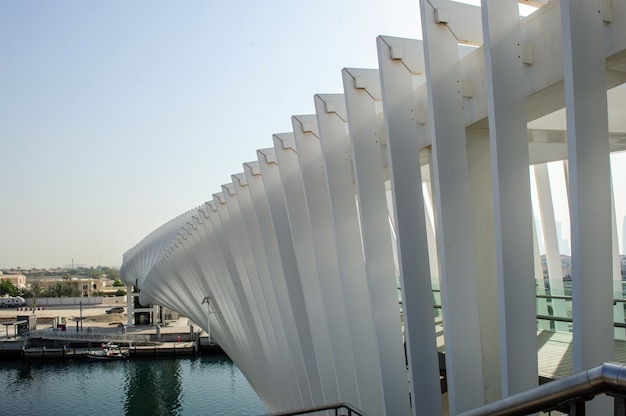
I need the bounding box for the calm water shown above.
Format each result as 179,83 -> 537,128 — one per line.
0,354 -> 268,416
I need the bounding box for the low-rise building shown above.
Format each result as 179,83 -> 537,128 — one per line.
1,273 -> 27,289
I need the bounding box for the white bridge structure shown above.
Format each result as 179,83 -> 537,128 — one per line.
120,1 -> 626,414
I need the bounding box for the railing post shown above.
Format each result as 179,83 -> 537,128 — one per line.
613,395 -> 626,416
568,399 -> 586,415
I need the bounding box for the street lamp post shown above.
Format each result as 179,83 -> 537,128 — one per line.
79,301 -> 83,332
202,296 -> 211,343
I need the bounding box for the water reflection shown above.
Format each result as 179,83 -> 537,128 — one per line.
0,354 -> 266,416
124,358 -> 182,416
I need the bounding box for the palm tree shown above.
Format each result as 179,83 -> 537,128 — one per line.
29,282 -> 45,309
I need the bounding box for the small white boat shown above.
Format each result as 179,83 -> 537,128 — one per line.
87,343 -> 129,360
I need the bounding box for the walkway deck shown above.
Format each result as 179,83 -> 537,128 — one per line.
434,318 -> 626,382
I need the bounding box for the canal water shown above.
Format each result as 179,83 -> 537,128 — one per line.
0,353 -> 268,416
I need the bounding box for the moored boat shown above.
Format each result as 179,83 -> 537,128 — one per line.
87,343 -> 129,360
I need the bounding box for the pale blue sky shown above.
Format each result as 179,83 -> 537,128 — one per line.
1,1 -> 624,269
0,0 -> 421,268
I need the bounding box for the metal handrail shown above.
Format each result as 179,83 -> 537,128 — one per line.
27,329 -> 151,344
536,293 -> 626,303
459,362 -> 626,416
536,314 -> 626,329
266,402 -> 370,416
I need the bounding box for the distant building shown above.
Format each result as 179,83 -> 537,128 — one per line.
27,276 -> 119,297
540,254 -> 572,279
1,273 -> 27,289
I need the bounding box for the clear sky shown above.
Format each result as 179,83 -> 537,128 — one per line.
0,1 -> 624,269
0,0 -> 422,269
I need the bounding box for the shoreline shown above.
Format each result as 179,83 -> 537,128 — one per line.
0,305 -> 220,360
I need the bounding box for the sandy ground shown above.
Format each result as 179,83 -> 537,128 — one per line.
0,304 -> 128,328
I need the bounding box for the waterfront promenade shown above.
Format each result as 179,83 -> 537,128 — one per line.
0,305 -> 212,359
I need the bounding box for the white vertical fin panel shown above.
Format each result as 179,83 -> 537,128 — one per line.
272,133 -> 341,406
465,128 -> 500,403
205,199 -> 269,398
533,164 -> 569,332
232,172 -> 303,409
195,208 -> 247,360
221,182 -> 297,409
292,115 -> 361,408
256,148 -> 327,409
561,0 -> 614,382
243,161 -> 315,411
481,0 -> 538,397
342,67 -> 412,416
314,94 -> 386,416
562,1 -> 615,413
609,171 -> 625,339
376,35 -> 442,415
419,0 -> 486,412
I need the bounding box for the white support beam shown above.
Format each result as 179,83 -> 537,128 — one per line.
205,197 -> 269,398
243,161 -> 314,409
272,133 -> 341,406
291,115 -> 361,408
342,67 -> 412,416
256,147 -> 327,408
533,164 -> 569,332
419,0 -> 486,412
428,0 -> 484,45
314,94 -> 386,416
561,0 -> 614,375
221,182 -> 296,409
464,128 -> 500,403
232,172 -> 303,409
481,0 -> 538,398
377,35 -> 442,416
562,1 -> 614,412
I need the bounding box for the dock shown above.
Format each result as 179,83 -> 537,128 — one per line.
0,323 -> 222,359
20,341 -> 198,359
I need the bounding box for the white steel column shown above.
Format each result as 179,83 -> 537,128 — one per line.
205,199 -> 268,397
196,207 -> 249,360
256,149 -> 326,408
272,133 -> 340,406
243,161 -> 313,410
342,67 -> 411,416
610,173 -> 625,339
534,164 -> 569,332
126,285 -> 133,326
221,182 -> 296,409
291,115 -> 360,408
419,0 -> 485,412
465,129 -> 500,403
561,0 -> 613,370
212,191 -> 273,369
314,94 -> 385,416
232,172 -> 303,409
533,208 -> 551,332
376,35 -> 442,415
481,0 -> 538,397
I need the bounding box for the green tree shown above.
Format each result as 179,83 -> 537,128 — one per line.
88,268 -> 103,279
106,268 -> 120,281
61,284 -> 79,297
48,283 -> 64,297
115,289 -> 127,297
0,279 -> 18,296
112,279 -> 124,287
27,282 -> 46,309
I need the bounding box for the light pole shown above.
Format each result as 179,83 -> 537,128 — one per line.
201,296 -> 211,343
79,301 -> 83,332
